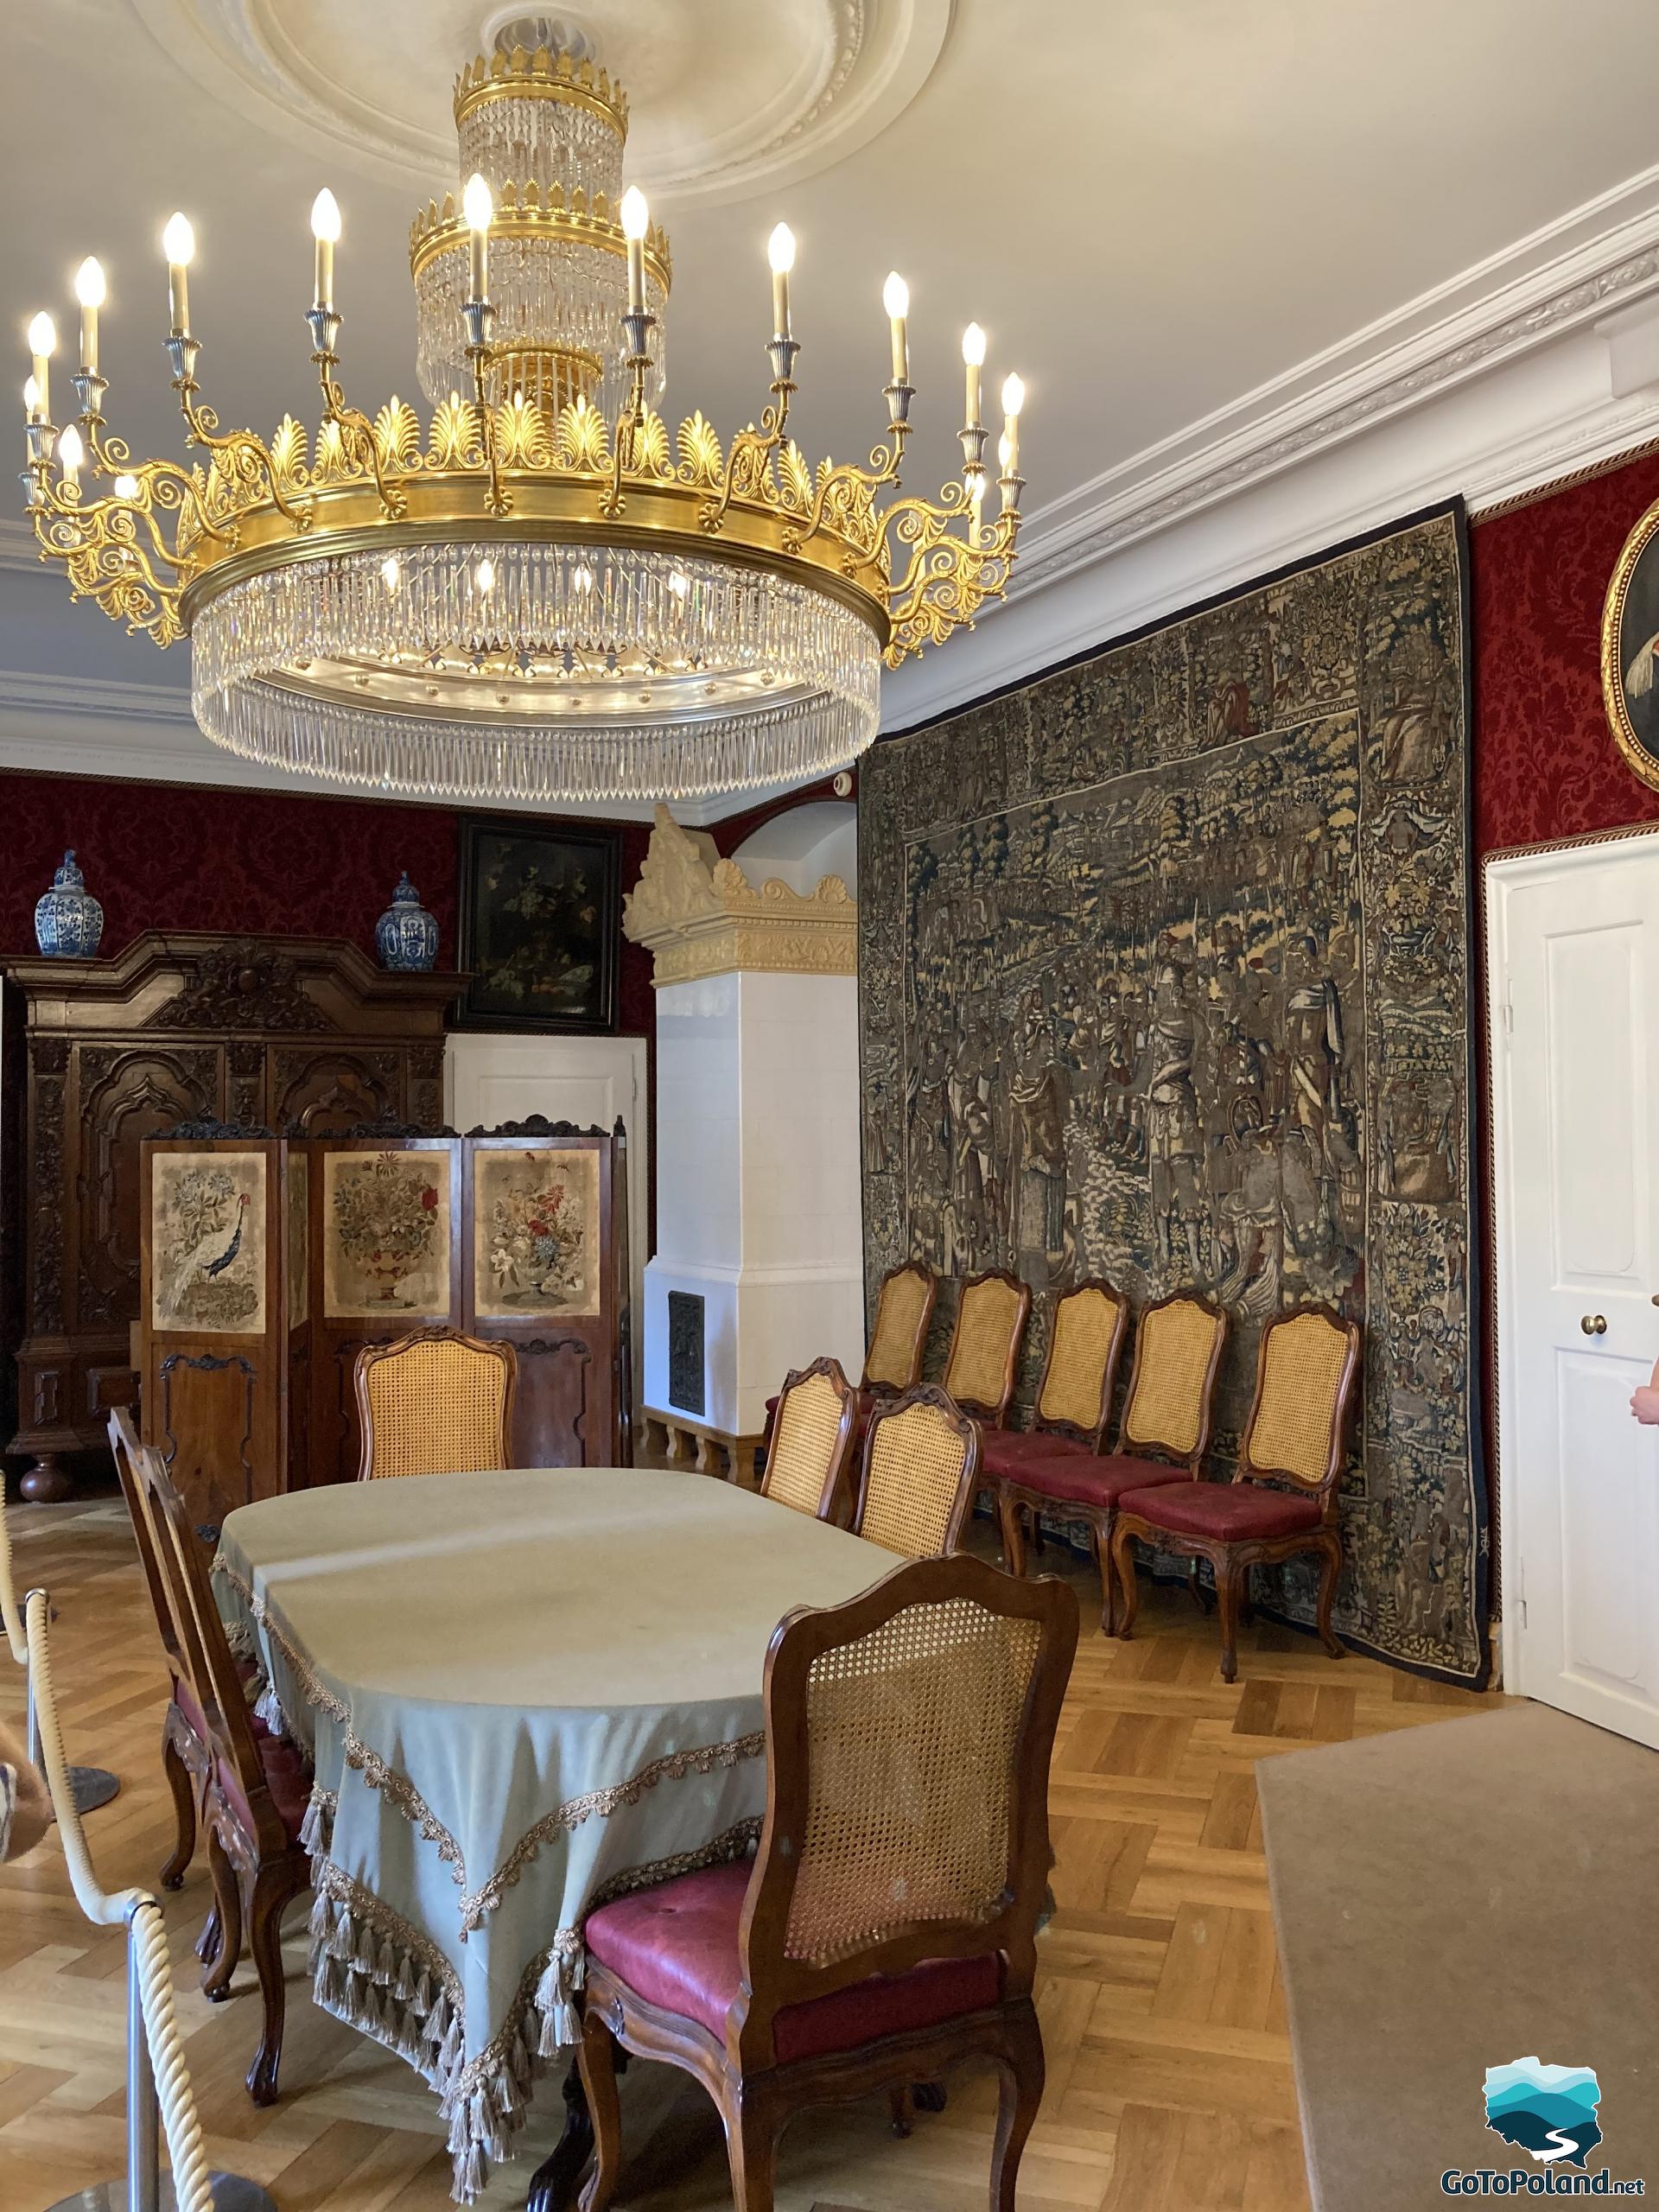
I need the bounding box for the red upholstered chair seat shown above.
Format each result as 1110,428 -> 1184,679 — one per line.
1119,1481 -> 1323,1543
1007,1452 -> 1194,1510
979,1429 -> 1087,1481
182,1677 -> 310,1846
584,1858 -> 1002,2064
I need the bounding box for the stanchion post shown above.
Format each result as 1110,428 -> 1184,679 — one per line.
127,1903 -> 161,2212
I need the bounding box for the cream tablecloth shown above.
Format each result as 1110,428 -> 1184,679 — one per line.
213,1467 -> 893,2201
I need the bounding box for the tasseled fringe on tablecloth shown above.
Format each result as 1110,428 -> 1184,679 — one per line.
224,1614 -> 260,1662
252,1680 -> 288,1736
308,1878 -> 581,2204
298,1786 -> 336,1873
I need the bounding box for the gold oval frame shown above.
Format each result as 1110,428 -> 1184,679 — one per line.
1601,487 -> 1659,793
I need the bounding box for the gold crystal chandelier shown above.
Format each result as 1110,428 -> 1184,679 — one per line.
18,27 -> 1026,804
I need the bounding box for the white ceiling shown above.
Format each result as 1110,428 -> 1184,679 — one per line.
7,0 -> 1659,816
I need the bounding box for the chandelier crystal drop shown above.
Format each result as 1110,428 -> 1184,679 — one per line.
19,24 -> 1027,804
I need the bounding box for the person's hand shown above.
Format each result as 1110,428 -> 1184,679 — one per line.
1630,1385 -> 1659,1426
0,1719 -> 51,1859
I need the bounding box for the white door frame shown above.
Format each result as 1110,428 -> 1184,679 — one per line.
1484,821 -> 1659,1700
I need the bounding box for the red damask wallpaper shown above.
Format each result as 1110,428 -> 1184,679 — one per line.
0,769 -> 654,1035
1471,447 -> 1659,852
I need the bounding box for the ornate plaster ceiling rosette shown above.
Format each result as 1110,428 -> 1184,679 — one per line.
130,0 -> 953,203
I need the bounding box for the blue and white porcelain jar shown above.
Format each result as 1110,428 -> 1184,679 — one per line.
376,872 -> 439,972
34,850 -> 104,957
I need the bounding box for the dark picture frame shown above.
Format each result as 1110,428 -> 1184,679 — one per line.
1602,490 -> 1659,793
455,817 -> 620,1033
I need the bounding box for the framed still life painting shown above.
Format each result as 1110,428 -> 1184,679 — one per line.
1603,493 -> 1659,791
322,1150 -> 453,1320
474,1147 -> 601,1319
456,817 -> 620,1032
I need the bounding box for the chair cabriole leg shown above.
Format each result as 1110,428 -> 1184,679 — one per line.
202,1826 -> 242,2001
997,1490 -> 1027,1579
1315,1531 -> 1344,1658
1110,1523 -> 1141,1641
1215,1554 -> 1243,1685
724,2083 -> 781,2212
1093,1515 -> 1116,1636
989,2001 -> 1045,2211
159,1722 -> 195,1889
245,1860 -> 301,2104
575,2006 -> 624,2212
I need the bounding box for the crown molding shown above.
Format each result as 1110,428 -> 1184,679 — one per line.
1015,162 -> 1659,599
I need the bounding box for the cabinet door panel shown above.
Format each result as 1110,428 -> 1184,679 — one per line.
75,1046 -> 219,1329
271,1049 -> 401,1136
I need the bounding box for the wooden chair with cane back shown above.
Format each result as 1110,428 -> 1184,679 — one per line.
1112,1304 -> 1361,1683
353,1325 -> 518,1481
760,1261 -> 937,1451
108,1410 -> 311,2104
940,1268 -> 1033,1428
759,1357 -> 858,1524
998,1290 -> 1228,1634
853,1384 -> 981,1560
978,1280 -> 1129,1484
861,1259 -> 938,1395
575,1551 -> 1081,2212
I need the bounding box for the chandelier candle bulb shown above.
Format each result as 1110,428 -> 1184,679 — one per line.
57,421 -> 82,490
620,186 -> 649,318
161,213 -> 194,336
962,321 -> 986,429
310,189 -> 340,315
73,259 -> 105,378
26,313 -> 54,426
1000,371 -> 1023,478
768,223 -> 796,342
113,470 -> 138,499
462,172 -> 493,304
22,373 -> 40,424
882,271 -> 909,384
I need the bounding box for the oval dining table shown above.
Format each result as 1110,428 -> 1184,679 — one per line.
213,1465 -> 897,2208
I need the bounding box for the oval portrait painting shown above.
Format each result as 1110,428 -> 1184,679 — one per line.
1604,494 -> 1659,790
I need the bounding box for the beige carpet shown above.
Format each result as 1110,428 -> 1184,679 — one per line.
1257,1702 -> 1659,2210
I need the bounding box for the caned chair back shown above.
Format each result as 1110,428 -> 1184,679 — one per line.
1239,1306 -> 1361,1498
110,1408 -> 190,1693
1118,1292 -> 1228,1468
861,1262 -> 938,1393
1033,1280 -> 1128,1446
109,1413 -> 284,1852
731,1553 -> 1078,2065
354,1327 -> 518,1481
942,1269 -> 1032,1424
853,1384 -> 979,1559
762,1357 -> 856,1522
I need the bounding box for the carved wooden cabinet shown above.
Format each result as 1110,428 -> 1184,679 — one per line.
3,934 -> 462,1500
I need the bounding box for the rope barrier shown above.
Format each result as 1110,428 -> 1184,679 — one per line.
26,1586 -> 216,2212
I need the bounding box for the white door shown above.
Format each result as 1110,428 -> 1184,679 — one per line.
1490,834 -> 1659,1746
445,1033 -> 649,1394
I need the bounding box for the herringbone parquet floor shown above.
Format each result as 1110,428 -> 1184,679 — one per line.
0,1496 -> 1497,2212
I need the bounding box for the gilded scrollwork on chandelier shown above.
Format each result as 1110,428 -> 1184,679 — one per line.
18,27 -> 1026,803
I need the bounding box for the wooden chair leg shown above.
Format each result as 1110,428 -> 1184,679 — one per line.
997,1490 -> 1027,1579
1093,1515 -> 1117,1637
576,2007 -> 625,2212
195,1901 -> 221,1967
724,2087 -> 781,2212
202,1828 -> 242,2003
159,1726 -> 196,1891
245,1861 -> 302,2106
888,2084 -> 915,2137
1110,1523 -> 1141,1641
1315,1533 -> 1344,1658
989,2000 -> 1046,2212
1215,1554 -> 1243,1685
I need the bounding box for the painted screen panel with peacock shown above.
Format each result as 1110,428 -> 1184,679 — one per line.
149,1149 -> 268,1336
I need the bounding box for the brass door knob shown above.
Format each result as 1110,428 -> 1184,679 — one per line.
1581,1314 -> 1608,1336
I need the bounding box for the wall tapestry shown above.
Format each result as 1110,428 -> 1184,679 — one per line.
286,1151 -> 308,1329
323,1150 -> 451,1319
150,1150 -> 267,1335
860,501 -> 1487,1684
474,1147 -> 600,1318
